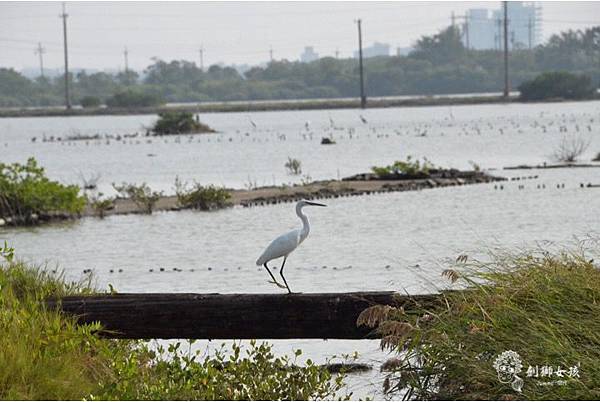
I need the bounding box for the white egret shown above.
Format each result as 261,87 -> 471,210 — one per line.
256,200 -> 326,293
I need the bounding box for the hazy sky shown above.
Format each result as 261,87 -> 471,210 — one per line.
1,1 -> 599,72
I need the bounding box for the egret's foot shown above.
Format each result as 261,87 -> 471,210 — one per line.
268,280 -> 287,289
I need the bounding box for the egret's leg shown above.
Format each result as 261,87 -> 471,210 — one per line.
263,263 -> 285,289
279,256 -> 292,294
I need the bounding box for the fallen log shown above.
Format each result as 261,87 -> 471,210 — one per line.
46,292 -> 440,339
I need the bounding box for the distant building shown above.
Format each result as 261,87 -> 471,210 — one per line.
395,46 -> 414,57
462,2 -> 542,50
354,42 -> 390,58
300,46 -> 319,63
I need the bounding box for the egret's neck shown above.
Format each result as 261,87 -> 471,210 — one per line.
296,204 -> 310,241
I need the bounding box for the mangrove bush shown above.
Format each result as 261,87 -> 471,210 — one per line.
0,158 -> 85,224
152,111 -> 215,135
112,182 -> 162,214
174,177 -> 231,210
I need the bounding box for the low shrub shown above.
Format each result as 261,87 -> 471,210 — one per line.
0,158 -> 85,224
87,192 -> 115,219
174,177 -> 231,210
285,157 -> 302,175
553,135 -> 591,162
152,112 -> 215,135
359,249 -> 600,400
105,89 -> 164,108
112,182 -> 162,214
80,96 -> 101,108
371,156 -> 435,178
518,71 -> 596,101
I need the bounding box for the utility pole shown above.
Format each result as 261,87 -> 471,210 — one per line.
496,17 -> 502,51
269,46 -> 273,62
335,48 -> 339,59
527,17 -> 532,49
356,19 -> 366,109
464,14 -> 470,50
503,1 -> 510,98
198,46 -> 204,71
123,47 -> 129,73
451,11 -> 456,28
34,42 -> 45,78
60,2 -> 71,109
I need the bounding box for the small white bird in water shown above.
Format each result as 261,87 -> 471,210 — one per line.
256,200 -> 326,293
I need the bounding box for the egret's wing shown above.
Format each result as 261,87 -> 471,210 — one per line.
256,229 -> 301,265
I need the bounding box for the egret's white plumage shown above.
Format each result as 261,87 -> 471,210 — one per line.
256,200 -> 326,293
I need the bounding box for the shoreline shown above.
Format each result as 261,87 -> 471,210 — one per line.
2,94 -> 595,119
85,171 -> 507,218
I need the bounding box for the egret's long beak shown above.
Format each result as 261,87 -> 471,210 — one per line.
306,201 -> 327,207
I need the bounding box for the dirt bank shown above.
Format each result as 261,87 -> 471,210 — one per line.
85,170 -> 507,218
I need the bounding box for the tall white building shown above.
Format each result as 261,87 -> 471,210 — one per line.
463,2 -> 542,50
300,47 -> 319,63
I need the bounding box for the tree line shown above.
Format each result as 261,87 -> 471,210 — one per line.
0,25 -> 598,107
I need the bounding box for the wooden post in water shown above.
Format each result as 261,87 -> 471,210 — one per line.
46,292 -> 440,339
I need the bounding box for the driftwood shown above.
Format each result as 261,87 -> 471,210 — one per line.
46,292 -> 441,339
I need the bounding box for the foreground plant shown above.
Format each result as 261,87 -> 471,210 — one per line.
359,248 -> 600,400
97,340 -> 348,400
0,251 -> 348,400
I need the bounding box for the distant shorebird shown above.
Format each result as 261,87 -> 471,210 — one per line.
256,200 -> 326,293
360,114 -> 368,124
249,117 -> 257,128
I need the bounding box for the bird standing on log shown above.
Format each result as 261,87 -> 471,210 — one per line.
256,200 -> 326,293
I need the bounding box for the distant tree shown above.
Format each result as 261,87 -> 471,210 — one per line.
105,88 -> 164,108
116,70 -> 139,86
80,96 -> 101,108
518,71 -> 596,101
411,26 -> 465,64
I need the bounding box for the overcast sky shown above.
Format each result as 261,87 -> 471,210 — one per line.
1,1 -> 599,72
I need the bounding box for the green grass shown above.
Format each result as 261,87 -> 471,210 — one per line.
0,257 -> 347,400
360,249 -> 600,400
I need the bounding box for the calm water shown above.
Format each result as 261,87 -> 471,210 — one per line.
2,101 -> 600,193
1,101 -> 599,399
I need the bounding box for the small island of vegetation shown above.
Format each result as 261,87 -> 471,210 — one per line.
152,111 -> 216,135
